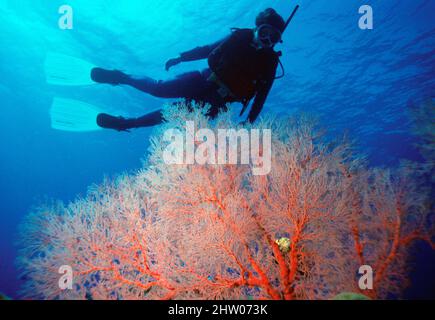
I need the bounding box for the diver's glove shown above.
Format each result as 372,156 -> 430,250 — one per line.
165,57 -> 182,71
91,68 -> 129,85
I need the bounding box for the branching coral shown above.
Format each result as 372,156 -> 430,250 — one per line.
16,102 -> 434,300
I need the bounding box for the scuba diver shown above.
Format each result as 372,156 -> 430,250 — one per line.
46,7 -> 299,132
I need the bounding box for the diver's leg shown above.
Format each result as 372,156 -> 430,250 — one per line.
124,71 -> 205,98
97,110 -> 164,131
91,68 -> 130,85
91,67 -> 205,99
133,110 -> 165,127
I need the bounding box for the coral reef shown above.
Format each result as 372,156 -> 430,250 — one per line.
17,103 -> 434,300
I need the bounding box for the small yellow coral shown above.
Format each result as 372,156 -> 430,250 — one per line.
275,237 -> 291,253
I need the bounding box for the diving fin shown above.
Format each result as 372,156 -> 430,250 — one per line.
45,53 -> 96,86
50,97 -> 103,132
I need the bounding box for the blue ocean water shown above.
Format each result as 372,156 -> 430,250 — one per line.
0,0 -> 434,299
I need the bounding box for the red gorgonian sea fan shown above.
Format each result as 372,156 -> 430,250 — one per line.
17,103 -> 434,300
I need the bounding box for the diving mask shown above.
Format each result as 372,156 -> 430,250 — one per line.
255,24 -> 282,48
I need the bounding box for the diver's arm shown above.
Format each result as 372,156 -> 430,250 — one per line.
179,36 -> 229,62
166,36 -> 229,70
246,80 -> 274,123
246,57 -> 279,123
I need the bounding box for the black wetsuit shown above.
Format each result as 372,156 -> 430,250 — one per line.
100,29 -> 279,129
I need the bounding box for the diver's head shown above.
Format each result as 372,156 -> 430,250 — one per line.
254,8 -> 285,48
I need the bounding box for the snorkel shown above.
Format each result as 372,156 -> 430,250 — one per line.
280,5 -> 300,44
273,5 -> 299,79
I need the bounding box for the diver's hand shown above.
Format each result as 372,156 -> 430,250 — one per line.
165,57 -> 182,71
